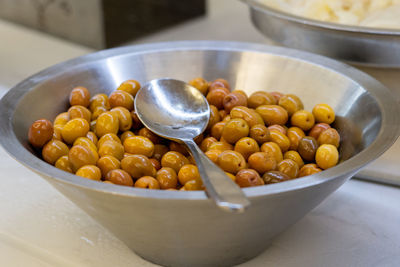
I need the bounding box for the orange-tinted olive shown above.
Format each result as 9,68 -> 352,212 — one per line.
298,137 -> 318,162
230,106 -> 264,128
298,163 -> 322,177
55,155 -> 73,173
54,112 -> 69,126
287,127 -> 305,151
291,110 -> 315,131
138,127 -> 162,144
205,149 -> 223,164
68,105 -> 91,122
42,139 -> 69,164
318,128 -> 340,148
234,137 -> 260,160
222,115 -> 231,122
109,90 -> 134,110
309,123 -> 331,140
260,142 -> 283,163
106,169 -> 133,186
256,105 -> 288,126
98,140 -> 124,160
130,110 -> 143,129
61,118 -> 89,144
189,77 -> 209,95
86,131 -> 98,145
236,169 -> 264,187
217,150 -> 246,174
73,137 -> 97,153
248,91 -> 276,108
121,155 -> 156,179
269,130 -> 290,153
270,91 -> 284,103
248,152 -> 276,174
161,151 -> 189,173
146,157 -> 160,170
223,91 -> 248,112
206,87 -> 230,109
211,122 -> 226,140
120,130 -> 135,144
207,141 -> 233,152
278,94 -> 304,116
68,145 -> 98,171
268,124 -> 287,135
178,164 -> 200,185
153,144 -> 169,161
156,167 -> 178,189
312,103 -> 335,124
97,155 -> 120,177
28,119 -> 53,147
123,136 -> 154,157
221,118 -> 249,144
208,78 -> 230,91
69,86 -> 90,107
96,111 -> 119,137
277,159 -> 299,179
284,150 -> 304,168
53,124 -> 63,140
169,141 -> 189,156
183,179 -> 203,191
117,79 -> 141,97
249,124 -> 270,145
135,176 -> 160,189
89,93 -> 110,111
111,107 -> 132,131
200,137 -> 218,152
97,133 -> 121,148
207,105 -> 221,130
263,171 -> 290,184
219,109 -> 228,120
76,165 -> 102,181
315,144 -> 339,170
91,105 -> 105,122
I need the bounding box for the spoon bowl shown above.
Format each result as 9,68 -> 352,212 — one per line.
135,78 -> 251,212
134,78 -> 209,140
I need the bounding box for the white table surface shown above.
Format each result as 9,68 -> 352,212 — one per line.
1,1 -> 399,266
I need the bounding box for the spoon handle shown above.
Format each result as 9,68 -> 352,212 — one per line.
183,139 -> 251,213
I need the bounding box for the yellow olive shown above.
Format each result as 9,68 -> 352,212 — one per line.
69,86 -> 90,107
55,155 -> 73,173
121,155 -> 156,179
123,136 -> 154,157
96,111 -> 119,137
97,155 -> 121,177
76,165 -> 102,181
68,105 -> 91,122
255,105 -> 288,126
98,140 -> 125,160
221,118 -> 249,144
111,107 -> 132,131
61,118 -> 89,144
117,79 -> 141,97
42,139 -> 69,164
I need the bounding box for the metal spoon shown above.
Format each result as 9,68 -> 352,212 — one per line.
134,78 -> 250,213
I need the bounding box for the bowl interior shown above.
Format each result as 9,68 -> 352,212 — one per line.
13,49 -> 378,159
2,42 -> 398,198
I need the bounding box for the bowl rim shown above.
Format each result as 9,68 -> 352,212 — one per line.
244,0 -> 400,35
0,40 -> 399,200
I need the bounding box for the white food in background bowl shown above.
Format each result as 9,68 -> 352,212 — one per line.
260,0 -> 400,29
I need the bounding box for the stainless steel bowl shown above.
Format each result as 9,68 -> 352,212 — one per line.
244,0 -> 400,67
0,41 -> 399,267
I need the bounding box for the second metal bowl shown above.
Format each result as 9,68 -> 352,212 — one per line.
244,0 -> 400,67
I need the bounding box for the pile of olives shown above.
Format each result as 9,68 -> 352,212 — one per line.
28,78 -> 340,190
